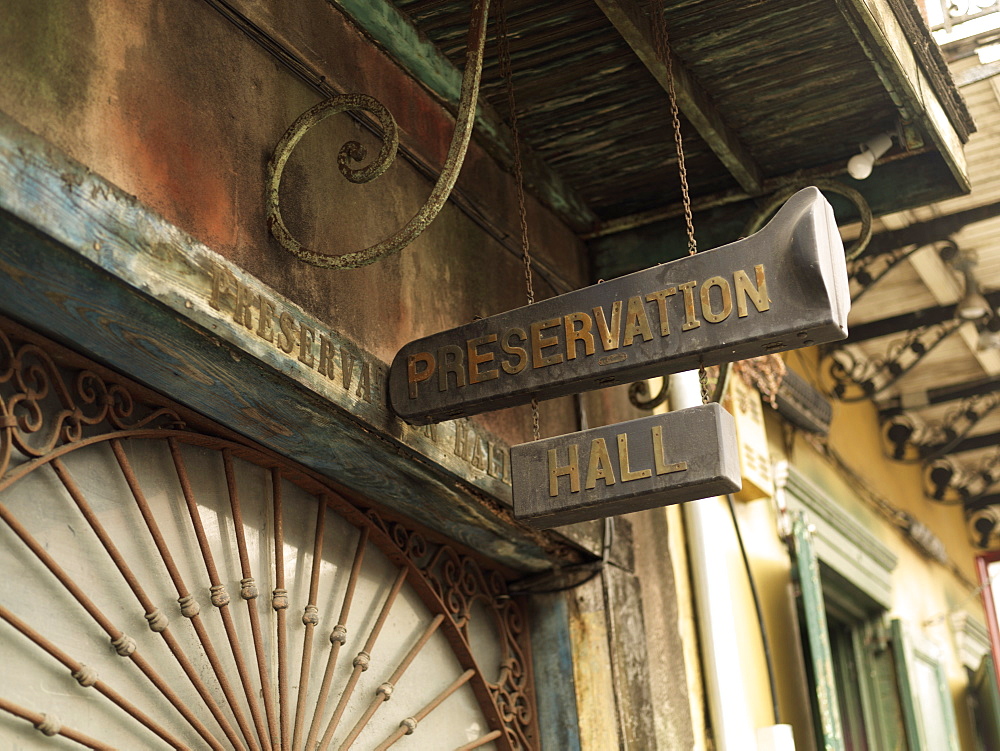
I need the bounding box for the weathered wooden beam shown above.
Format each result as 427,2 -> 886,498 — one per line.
833,0 -> 970,192
593,0 -> 763,195
880,375 -> 1000,414
0,109 -> 570,572
863,200 -> 1000,257
319,0 -> 599,232
589,150 -> 966,280
845,291 -> 1000,343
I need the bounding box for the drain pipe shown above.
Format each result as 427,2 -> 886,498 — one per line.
674,369 -> 757,750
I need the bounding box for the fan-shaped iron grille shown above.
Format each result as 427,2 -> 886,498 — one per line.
0,318 -> 536,750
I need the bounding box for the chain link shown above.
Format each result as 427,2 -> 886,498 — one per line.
650,1 -> 697,257
650,0 -> 707,402
498,0 -> 541,439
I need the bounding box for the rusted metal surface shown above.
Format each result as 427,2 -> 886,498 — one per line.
266,0 -> 490,268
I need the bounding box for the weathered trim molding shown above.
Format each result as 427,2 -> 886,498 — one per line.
950,610 -> 991,670
0,109 -> 563,572
785,466 -> 898,607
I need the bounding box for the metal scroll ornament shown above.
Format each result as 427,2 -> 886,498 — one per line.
825,319 -> 962,402
265,0 -> 490,269
882,392 -> 1000,462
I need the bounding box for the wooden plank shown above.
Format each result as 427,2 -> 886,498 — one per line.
603,564 -> 658,749
594,0 -> 763,195
321,0 -> 599,231
0,109 -> 569,572
835,0 -> 970,193
528,593 -> 584,751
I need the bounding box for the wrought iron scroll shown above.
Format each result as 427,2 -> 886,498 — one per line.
925,450 -> 1000,503
936,0 -> 999,30
366,510 -> 535,751
743,179 -> 873,261
825,320 -> 963,402
0,326 -> 184,480
882,392 -> 1000,462
265,0 -> 490,269
849,241 -> 958,304
0,318 -> 537,750
628,377 -> 670,410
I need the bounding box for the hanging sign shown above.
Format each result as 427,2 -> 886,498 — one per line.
389,186 -> 849,425
511,404 -> 740,528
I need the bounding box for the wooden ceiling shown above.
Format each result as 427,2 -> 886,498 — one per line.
388,0 -> 972,279
359,0 -> 1000,525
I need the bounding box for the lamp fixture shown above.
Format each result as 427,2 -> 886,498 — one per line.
847,133 -> 894,180
957,266 -> 992,321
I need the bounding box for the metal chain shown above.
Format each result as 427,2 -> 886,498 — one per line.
498,0 -> 541,439
650,1 -> 710,402
650,0 -> 696,257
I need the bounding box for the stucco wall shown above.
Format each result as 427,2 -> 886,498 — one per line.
0,0 -> 634,451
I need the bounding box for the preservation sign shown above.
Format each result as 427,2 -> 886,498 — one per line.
389,187 -> 849,424
511,404 -> 740,528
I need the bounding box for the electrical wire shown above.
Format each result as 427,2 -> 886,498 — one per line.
725,494 -> 782,725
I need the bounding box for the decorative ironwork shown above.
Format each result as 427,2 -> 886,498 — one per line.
628,376 -> 671,410
882,392 -> 1000,461
848,241 -> 958,304
743,179 -> 873,260
967,504 -> 1000,549
936,0 -> 999,30
0,318 -> 537,749
0,327 -> 185,480
825,319 -> 963,402
924,449 -> 1000,504
265,0 -> 490,269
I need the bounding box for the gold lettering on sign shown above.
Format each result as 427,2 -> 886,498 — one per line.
701,276 -> 733,324
645,288 -> 676,336
545,426 -> 690,497
501,328 -> 528,375
622,296 -> 653,346
652,425 -> 688,475
678,281 -> 700,331
735,264 -> 770,317
565,312 -> 595,360
617,433 -> 652,482
401,264 -> 772,398
204,261 -> 514,486
593,301 -> 623,351
530,318 -> 564,368
585,438 -> 616,490
467,334 -> 499,384
549,445 -> 581,497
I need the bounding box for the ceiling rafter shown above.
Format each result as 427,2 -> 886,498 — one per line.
861,199 -> 1000,257
593,0 -> 764,195
845,290 -> 1000,343
881,375 -> 1000,414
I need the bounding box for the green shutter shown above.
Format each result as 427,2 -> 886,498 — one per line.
891,618 -> 961,751
854,619 -> 908,750
970,654 -> 1000,750
790,512 -> 845,751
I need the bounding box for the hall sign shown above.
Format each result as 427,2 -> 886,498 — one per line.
511,405 -> 740,527
389,187 -> 849,424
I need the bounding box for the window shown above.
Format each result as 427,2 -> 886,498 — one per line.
786,470 -> 960,751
